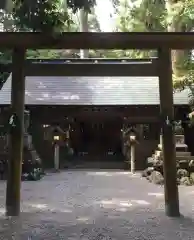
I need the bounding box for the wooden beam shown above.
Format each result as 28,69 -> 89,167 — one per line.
5,48 -> 26,216
158,47 -> 180,217
30,108 -> 161,123
5,62 -> 157,76
0,32 -> 194,49
123,116 -> 160,123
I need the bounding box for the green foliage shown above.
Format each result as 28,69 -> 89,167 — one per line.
165,0 -> 194,91
166,0 -> 194,31
130,0 -> 166,31
0,0 -> 99,87
26,49 -> 79,58
12,0 -> 96,31
27,50 -> 62,59
115,0 -> 194,93
115,0 -> 166,58
0,9 -> 15,31
116,0 -> 166,32
0,49 -> 12,88
88,11 -> 101,32
0,10 -> 14,88
13,0 -> 67,32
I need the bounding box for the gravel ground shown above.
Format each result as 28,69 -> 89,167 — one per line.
0,170 -> 194,239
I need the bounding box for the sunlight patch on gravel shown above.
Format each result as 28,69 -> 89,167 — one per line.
148,192 -> 164,198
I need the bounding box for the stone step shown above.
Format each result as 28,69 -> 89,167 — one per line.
155,150 -> 191,157
158,144 -> 188,151
68,161 -> 125,169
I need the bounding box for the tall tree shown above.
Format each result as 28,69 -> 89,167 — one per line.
115,0 -> 194,89
79,6 -> 102,58
88,10 -> 101,32
165,0 -> 194,88
79,7 -> 89,58
0,0 -> 12,11
115,0 -> 166,58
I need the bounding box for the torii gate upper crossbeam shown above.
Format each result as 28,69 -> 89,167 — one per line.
0,32 -> 194,49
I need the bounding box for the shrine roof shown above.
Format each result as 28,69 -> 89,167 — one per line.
0,75 -> 190,106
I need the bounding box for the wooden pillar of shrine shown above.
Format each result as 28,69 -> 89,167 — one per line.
158,48 -> 180,217
6,48 -> 26,216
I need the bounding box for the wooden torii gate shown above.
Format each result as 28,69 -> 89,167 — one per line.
1,32 -> 193,217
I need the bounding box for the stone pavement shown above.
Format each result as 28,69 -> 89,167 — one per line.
0,170 -> 194,239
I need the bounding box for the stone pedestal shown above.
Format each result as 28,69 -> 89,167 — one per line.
160,134 -> 184,145
159,134 -> 187,151
175,135 -> 185,145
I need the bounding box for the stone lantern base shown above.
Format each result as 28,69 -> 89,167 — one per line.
159,134 -> 187,151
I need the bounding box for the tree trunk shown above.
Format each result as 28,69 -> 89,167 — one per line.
168,22 -> 190,77
79,8 -> 89,58
166,0 -> 191,77
0,0 -> 12,10
63,0 -> 67,11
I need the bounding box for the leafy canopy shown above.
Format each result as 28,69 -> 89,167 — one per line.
13,0 -> 96,31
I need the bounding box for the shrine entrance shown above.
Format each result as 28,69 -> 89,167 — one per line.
74,119 -> 122,159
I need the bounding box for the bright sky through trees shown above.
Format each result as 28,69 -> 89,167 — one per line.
95,0 -> 114,31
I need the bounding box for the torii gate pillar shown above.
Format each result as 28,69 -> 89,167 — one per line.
6,48 -> 26,216
158,47 -> 180,217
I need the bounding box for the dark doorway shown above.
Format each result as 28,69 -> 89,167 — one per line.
78,119 -> 122,159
